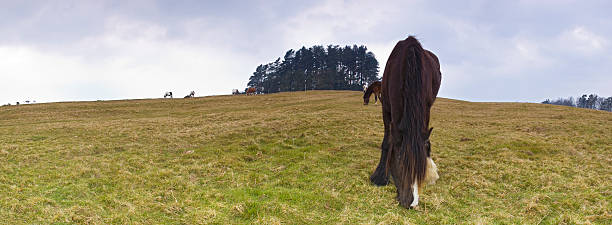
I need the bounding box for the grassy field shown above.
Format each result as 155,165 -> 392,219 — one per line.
0,90 -> 610,224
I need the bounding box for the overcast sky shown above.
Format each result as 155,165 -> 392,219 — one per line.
1,0 -> 610,104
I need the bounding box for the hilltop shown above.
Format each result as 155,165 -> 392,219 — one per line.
0,91 -> 610,224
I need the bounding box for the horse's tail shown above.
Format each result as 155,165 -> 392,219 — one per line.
398,36 -> 428,186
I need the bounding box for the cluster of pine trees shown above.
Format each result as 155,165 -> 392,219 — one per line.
542,94 -> 612,111
247,45 -> 380,94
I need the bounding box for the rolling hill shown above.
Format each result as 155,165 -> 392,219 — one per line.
0,91 -> 610,224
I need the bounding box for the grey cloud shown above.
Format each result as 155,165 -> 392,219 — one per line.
0,0 -> 610,104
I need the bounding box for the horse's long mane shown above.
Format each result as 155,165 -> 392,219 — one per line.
387,36 -> 429,186
363,81 -> 380,100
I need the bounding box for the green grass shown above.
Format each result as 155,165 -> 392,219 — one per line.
0,90 -> 610,224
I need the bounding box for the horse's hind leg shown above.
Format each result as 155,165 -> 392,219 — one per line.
370,110 -> 391,186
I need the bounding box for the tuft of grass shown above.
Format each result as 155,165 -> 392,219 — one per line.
0,91 -> 610,224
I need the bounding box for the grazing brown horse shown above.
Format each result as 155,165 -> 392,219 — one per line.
246,87 -> 256,96
363,81 -> 382,105
369,36 -> 442,208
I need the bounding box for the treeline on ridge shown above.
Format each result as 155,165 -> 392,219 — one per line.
247,45 -> 380,94
542,94 -> 612,112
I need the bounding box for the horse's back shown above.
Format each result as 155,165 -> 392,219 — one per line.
422,50 -> 441,105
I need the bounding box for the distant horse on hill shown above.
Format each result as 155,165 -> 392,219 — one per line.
184,91 -> 195,98
164,92 -> 173,98
246,87 -> 256,96
232,89 -> 240,95
369,36 -> 442,209
363,81 -> 382,105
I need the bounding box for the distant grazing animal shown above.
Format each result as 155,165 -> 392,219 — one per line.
363,81 -> 382,105
246,87 -> 256,96
369,36 -> 442,209
232,89 -> 240,95
164,92 -> 173,98
184,91 -> 195,98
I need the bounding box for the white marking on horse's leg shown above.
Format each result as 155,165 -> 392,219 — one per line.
410,181 -> 419,207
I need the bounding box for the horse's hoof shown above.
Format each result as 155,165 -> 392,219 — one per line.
370,174 -> 389,186
397,195 -> 415,209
